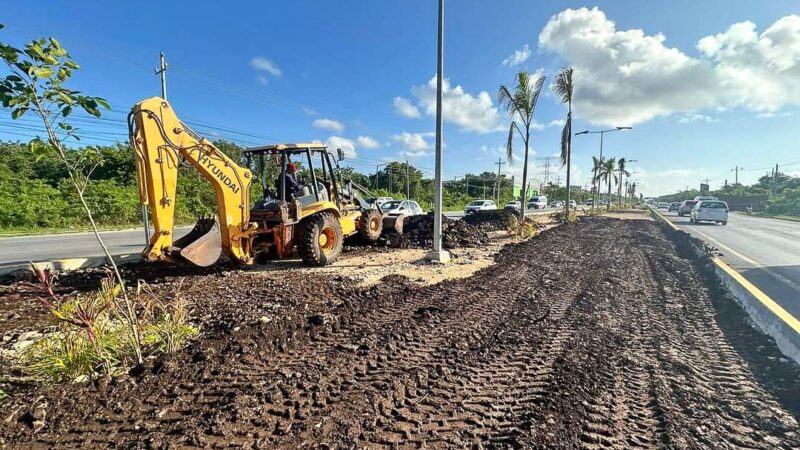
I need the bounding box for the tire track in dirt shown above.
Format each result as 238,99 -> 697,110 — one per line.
4,219 -> 799,449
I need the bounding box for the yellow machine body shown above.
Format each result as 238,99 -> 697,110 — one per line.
129,97 -> 378,267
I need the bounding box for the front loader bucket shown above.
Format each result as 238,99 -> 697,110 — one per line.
382,214 -> 406,235
174,217 -> 222,267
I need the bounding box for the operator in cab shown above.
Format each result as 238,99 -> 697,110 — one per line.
276,162 -> 302,199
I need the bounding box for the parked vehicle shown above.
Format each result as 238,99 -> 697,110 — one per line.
505,201 -> 521,212
381,200 -> 424,217
549,201 -> 559,208
373,196 -> 393,208
527,195 -> 548,209
678,200 -> 697,216
464,199 -> 497,214
586,199 -> 594,206
569,200 -> 577,208
668,202 -> 680,212
690,200 -> 728,225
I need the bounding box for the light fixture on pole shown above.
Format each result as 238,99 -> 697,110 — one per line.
574,126 -> 631,210
426,0 -> 450,264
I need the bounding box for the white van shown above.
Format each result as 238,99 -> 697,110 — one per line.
527,195 -> 548,209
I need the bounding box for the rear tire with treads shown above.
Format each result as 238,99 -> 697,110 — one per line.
298,212 -> 343,266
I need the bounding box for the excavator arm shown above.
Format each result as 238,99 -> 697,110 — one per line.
129,97 -> 256,266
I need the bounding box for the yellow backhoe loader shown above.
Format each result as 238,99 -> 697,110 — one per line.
128,97 -> 389,267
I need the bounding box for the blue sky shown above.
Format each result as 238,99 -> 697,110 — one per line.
2,1 -> 799,196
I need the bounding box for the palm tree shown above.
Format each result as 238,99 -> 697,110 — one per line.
616,157 -> 631,208
596,157 -> 618,211
498,71 -> 546,219
553,67 -> 574,218
591,156 -> 603,208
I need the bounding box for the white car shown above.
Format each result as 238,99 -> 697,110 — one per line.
373,196 -> 393,208
504,201 -> 521,212
527,195 -> 548,209
381,199 -> 424,216
569,200 -> 577,208
464,199 -> 497,214
690,200 -> 728,225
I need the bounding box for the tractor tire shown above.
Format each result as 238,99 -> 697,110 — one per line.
358,209 -> 383,243
298,212 -> 343,266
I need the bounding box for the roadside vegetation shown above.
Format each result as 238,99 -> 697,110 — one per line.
655,171 -> 800,216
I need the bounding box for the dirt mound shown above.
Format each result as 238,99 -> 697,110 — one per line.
379,213 -> 489,249
1,219 -> 798,448
462,209 -> 516,231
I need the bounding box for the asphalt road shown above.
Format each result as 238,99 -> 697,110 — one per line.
0,208 -> 558,270
660,209 -> 800,319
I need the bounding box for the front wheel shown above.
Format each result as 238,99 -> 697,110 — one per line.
721,221 -> 727,226
298,212 -> 343,266
358,209 -> 383,243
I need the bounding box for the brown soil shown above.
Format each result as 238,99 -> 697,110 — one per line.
1,218 -> 798,449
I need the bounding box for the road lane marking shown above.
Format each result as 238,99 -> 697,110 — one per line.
683,223 -> 800,295
713,256 -> 800,334
650,206 -> 800,334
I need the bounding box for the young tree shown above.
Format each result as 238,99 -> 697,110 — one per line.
0,25 -> 142,362
553,67 -> 574,219
616,157 -> 631,208
498,71 -> 545,219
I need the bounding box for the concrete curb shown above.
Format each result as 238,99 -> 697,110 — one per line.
649,206 -> 800,363
0,254 -> 142,278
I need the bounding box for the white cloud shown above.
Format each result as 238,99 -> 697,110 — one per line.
399,149 -> 431,159
405,77 -> 504,133
538,8 -> 800,125
312,118 -> 345,132
356,135 -> 380,149
301,106 -> 318,116
325,136 -> 356,158
393,96 -> 421,118
532,118 -> 566,130
250,56 -> 282,77
677,113 -> 718,123
392,131 -> 431,152
502,44 -> 532,67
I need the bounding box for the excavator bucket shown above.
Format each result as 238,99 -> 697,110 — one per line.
174,217 -> 222,267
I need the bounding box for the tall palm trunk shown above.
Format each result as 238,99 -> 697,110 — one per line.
607,177 -> 612,211
563,108 -> 572,218
520,130 -> 530,219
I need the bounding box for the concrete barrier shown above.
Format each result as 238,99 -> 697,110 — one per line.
649,206 -> 800,363
0,254 -> 142,279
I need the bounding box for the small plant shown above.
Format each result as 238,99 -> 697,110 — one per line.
138,281 -> 199,354
507,215 -> 538,239
552,210 -> 577,223
21,264 -> 199,384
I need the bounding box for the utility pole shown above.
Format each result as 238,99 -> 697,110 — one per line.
494,158 -> 505,202
732,165 -> 740,186
405,160 -> 410,200
142,53 -> 170,246
773,163 -> 779,197
482,177 -> 486,199
155,52 -> 168,100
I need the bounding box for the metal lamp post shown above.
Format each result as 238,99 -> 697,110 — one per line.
575,126 -> 631,210
426,0 -> 450,264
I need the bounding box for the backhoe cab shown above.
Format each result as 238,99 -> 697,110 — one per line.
129,97 -> 383,267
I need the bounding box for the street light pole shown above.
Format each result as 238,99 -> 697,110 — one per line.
427,0 -> 449,264
575,126 -> 631,210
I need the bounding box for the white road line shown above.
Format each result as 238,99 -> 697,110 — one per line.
681,222 -> 800,295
